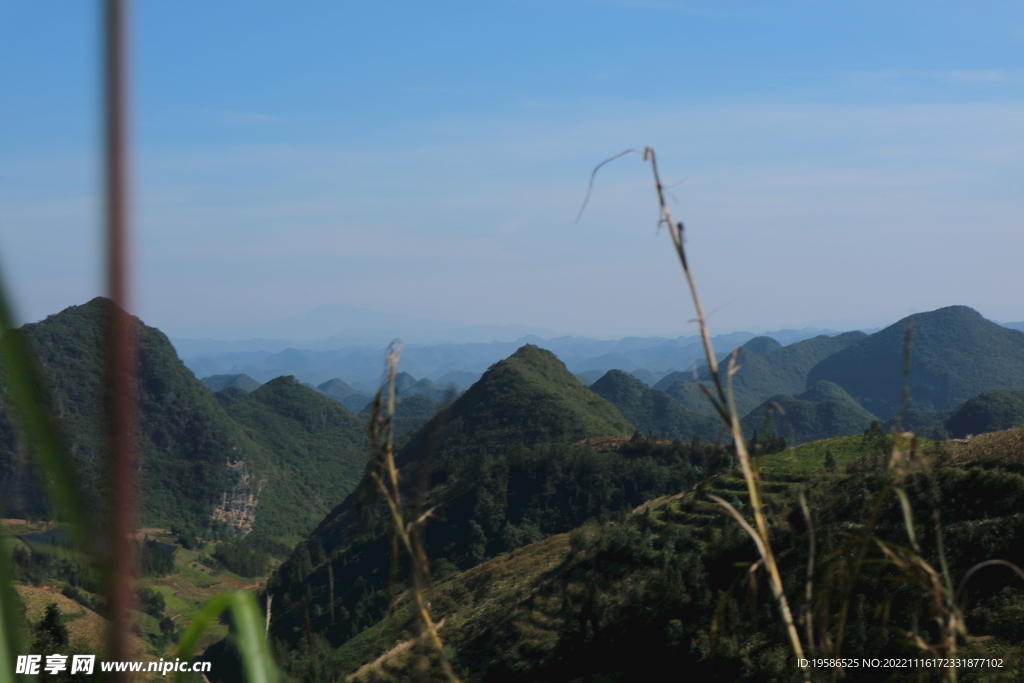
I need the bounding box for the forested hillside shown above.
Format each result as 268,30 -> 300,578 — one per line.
0,298 -> 263,533
322,427 -> 1024,682
589,369 -> 723,442
654,331 -> 866,417
0,299 -> 369,543
740,380 -> 878,444
808,306 -> 1024,418
256,345 -> 721,656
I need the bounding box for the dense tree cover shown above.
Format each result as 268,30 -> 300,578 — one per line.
655,331 -> 867,418
225,376 -> 369,538
212,386 -> 249,408
884,407 -> 957,440
396,345 -> 633,471
253,347 -> 643,661
589,370 -> 724,443
0,299 -> 371,544
199,374 -> 261,393
740,335 -> 782,355
809,306 -> 1024,419
740,380 -> 878,445
213,537 -> 270,578
404,376 -> 456,402
259,436 -> 732,668
139,538 -> 175,576
330,427 -> 1024,682
357,392 -> 443,442
316,378 -> 372,413
945,390 -> 1024,439
32,603 -> 69,653
0,298 -> 253,533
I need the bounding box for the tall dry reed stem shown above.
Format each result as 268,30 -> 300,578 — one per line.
367,342 -> 460,683
642,148 -> 808,674
585,148 -> 1024,680
582,147 -> 810,675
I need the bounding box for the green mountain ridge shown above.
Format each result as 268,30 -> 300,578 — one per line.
589,370 -> 723,442
200,373 -> 261,393
223,376 -> 369,538
357,392 -> 443,441
0,298 -> 369,543
396,344 -> 634,470
258,344 -> 644,654
740,380 -> 879,445
654,331 -> 867,417
0,298 -> 260,533
808,306 -> 1024,418
944,390 -> 1024,439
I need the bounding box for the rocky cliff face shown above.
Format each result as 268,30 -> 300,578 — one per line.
211,461 -> 264,536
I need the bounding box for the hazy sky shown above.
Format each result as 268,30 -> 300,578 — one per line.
1,1 -> 1022,339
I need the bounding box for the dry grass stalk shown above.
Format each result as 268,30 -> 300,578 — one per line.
641,147 -> 809,673
582,147 -> 1024,680
367,342 -> 460,683
580,147 -> 808,675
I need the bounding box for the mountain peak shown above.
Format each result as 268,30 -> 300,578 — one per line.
808,305 -> 1024,418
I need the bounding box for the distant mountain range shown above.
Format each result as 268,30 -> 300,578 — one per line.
175,327 -> 851,394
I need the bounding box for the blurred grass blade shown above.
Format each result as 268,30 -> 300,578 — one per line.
176,591 -> 278,683
0,270 -> 90,683
0,530 -> 25,683
0,281 -> 90,547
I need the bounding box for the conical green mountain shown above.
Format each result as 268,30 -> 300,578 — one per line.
740,335 -> 782,355
0,298 -> 370,542
224,376 -> 370,537
397,344 -> 633,469
262,344 -> 636,649
589,370 -> 723,442
740,380 -> 878,444
316,378 -> 372,413
357,392 -> 442,440
808,306 -> 1024,418
944,390 -> 1024,438
655,331 -> 867,416
200,373 -> 261,393
0,298 -> 262,533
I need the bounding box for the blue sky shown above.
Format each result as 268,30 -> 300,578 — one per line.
1,1 -> 1022,339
